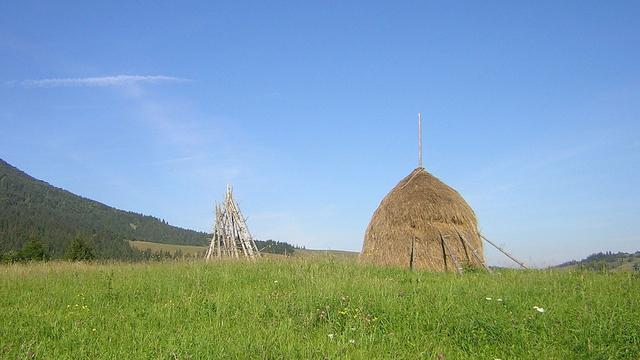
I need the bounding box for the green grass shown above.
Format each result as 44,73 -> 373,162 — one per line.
1,260 -> 639,359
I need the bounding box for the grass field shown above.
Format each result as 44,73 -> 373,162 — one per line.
1,259 -> 639,359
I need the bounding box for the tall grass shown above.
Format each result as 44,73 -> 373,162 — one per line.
1,259 -> 638,359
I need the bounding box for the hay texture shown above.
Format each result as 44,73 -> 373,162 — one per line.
361,167 -> 484,271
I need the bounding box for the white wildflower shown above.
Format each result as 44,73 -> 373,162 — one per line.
485,297 -> 492,301
274,280 -> 278,283
328,334 -> 334,339
497,298 -> 503,302
533,306 -> 545,313
349,339 -> 355,344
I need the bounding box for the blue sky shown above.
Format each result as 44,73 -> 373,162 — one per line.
1,1 -> 639,266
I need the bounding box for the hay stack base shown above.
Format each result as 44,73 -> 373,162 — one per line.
361,167 -> 485,271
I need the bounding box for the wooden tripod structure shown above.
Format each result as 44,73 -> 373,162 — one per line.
206,185 -> 260,260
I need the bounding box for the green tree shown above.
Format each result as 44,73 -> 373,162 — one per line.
2,250 -> 21,263
64,236 -> 95,261
19,237 -> 49,261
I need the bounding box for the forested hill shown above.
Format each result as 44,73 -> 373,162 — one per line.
0,158 -> 210,258
553,251 -> 640,271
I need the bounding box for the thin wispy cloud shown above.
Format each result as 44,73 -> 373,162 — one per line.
145,155 -> 210,166
9,75 -> 190,88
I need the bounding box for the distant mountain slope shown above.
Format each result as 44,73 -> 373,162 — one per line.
553,251 -> 640,271
0,158 -> 209,258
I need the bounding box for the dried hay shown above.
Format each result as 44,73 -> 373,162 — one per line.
361,167 -> 485,271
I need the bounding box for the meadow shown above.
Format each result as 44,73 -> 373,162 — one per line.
1,259 -> 638,359
128,240 -> 208,257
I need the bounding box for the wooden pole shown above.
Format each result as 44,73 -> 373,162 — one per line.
418,112 -> 423,168
439,233 -> 448,271
440,233 -> 462,274
409,237 -> 415,270
480,234 -> 528,269
456,229 -> 492,273
207,184 -> 260,260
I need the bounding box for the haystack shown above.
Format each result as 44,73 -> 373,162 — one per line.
360,167 -> 485,271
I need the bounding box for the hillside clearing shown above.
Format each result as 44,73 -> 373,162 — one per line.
128,240 -> 207,256
128,240 -> 359,260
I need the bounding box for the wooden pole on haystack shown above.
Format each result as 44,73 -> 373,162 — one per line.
456,229 -> 492,273
440,233 -> 463,274
418,112 -> 423,169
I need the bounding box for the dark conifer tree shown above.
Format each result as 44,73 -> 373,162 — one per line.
64,236 -> 95,261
